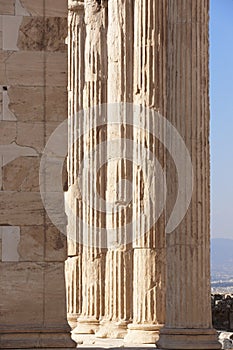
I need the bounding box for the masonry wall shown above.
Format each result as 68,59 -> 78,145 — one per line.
0,0 -> 74,347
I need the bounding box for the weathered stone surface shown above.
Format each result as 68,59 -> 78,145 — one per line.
0,121 -> 17,144
2,156 -> 40,191
2,15 -> 22,51
8,86 -> 67,122
0,191 -> 44,226
0,51 -> 12,84
16,122 -> 44,152
8,86 -> 44,121
18,226 -> 44,261
0,262 -> 44,326
20,0 -> 67,17
2,52 -> 67,86
0,226 -> 20,262
17,17 -> 67,52
45,121 -> 63,142
1,0 -> 220,349
44,262 -> 69,326
65,256 -> 82,330
45,225 -> 67,262
0,0 -> 74,348
0,0 -> 15,15
157,1 -> 221,349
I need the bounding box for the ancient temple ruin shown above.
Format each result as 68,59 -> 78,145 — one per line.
0,0 -> 221,349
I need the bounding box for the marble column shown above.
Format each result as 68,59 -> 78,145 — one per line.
95,0 -> 134,339
72,0 -> 108,336
157,1 -> 221,349
66,0 -> 85,332
124,0 -> 166,344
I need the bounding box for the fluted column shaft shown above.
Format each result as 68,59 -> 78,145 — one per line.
74,0 -> 108,336
124,0 -> 166,344
96,0 -> 134,339
66,3 -> 85,330
157,1 -> 220,349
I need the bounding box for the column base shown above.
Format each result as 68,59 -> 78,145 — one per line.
0,327 -> 76,348
67,313 -> 79,330
95,320 -> 128,339
124,323 -> 162,344
156,328 -> 221,350
72,316 -> 99,335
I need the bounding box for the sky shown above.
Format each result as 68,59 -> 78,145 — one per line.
210,0 -> 233,239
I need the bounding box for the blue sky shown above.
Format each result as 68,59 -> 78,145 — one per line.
210,0 -> 233,239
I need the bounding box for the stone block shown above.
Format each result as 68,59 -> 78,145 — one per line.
8,86 -> 68,122
45,224 -> 67,262
18,226 -> 44,261
4,51 -> 44,86
15,0 -> 30,16
2,156 -> 40,191
0,121 -> 17,144
0,262 -> 44,326
46,52 -> 68,86
2,15 -> 22,50
0,51 -> 12,84
45,121 -> 64,141
44,262 -> 68,327
0,1 -> 15,15
3,51 -> 67,86
20,0 -> 67,17
0,191 -> 44,226
16,122 -> 44,152
45,86 -> 68,121
17,17 -> 67,52
1,89 -> 17,120
0,226 -> 20,262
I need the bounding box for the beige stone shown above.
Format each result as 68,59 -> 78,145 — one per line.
0,191 -> 44,226
2,156 -> 40,191
16,121 -> 44,152
0,262 -> 44,326
45,225 -> 67,262
20,0 -> 67,17
0,51 -> 12,84
17,17 -> 67,52
0,121 -> 17,144
156,1 -> 221,349
3,52 -> 67,86
0,0 -> 75,348
8,86 -> 67,122
44,262 -> 69,326
15,0 -> 30,16
8,86 -> 44,121
68,0 -> 108,339
18,226 -> 44,261
0,226 -> 20,262
2,15 -> 22,50
0,0 -> 15,15
2,89 -> 17,120
65,256 -> 82,329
